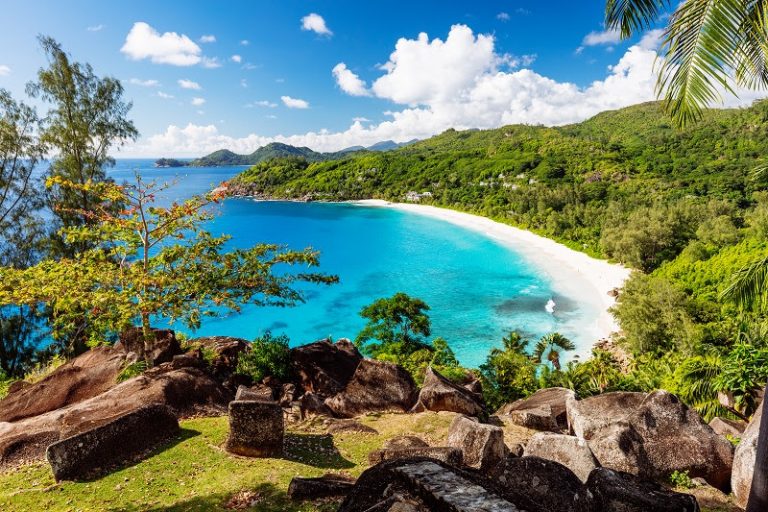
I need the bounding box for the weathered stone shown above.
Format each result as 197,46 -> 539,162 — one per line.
491,456 -> 593,512
279,383 -> 297,407
325,359 -> 418,418
505,406 -> 558,432
587,467 -> 700,512
709,417 -> 746,438
46,404 -> 179,481
566,391 -> 647,439
225,400 -> 284,457
299,392 -> 334,419
288,474 -> 356,501
119,327 -> 180,365
290,338 -> 362,397
523,432 -> 599,482
235,384 -> 274,402
383,436 -> 429,450
446,415 -> 507,471
169,353 -> 203,370
411,368 -> 484,417
367,447 -> 463,466
327,420 -> 378,435
497,387 -> 575,430
186,335 -> 250,386
732,402 -> 761,509
586,390 -> 734,490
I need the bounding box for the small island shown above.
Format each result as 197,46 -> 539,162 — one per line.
154,158 -> 189,168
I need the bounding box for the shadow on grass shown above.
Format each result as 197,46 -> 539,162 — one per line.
74,428 -> 202,483
105,482 -> 340,511
283,433 -> 355,469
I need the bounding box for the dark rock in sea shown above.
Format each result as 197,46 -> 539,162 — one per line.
446,415 -> 507,472
288,473 -> 356,501
225,400 -> 284,457
325,359 -> 418,417
587,467 -> 700,512
411,367 -> 484,417
290,338 -> 362,398
46,404 -> 179,481
118,327 -> 181,365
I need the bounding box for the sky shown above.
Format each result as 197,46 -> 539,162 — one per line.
0,1 -> 764,157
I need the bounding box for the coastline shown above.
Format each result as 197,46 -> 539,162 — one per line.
350,199 -> 632,358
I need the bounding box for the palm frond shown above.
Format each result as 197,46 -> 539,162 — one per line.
606,0 -> 672,38
658,0 -> 746,127
735,1 -> 768,90
721,254 -> 768,310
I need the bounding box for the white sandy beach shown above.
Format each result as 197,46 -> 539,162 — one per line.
353,199 -> 632,357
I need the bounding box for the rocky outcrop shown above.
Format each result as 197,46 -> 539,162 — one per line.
523,432 -> 599,482
566,391 -> 647,439
709,417 -> 746,438
446,416 -> 507,472
288,474 -> 356,501
732,402 -> 762,508
186,336 -> 250,388
225,400 -> 284,457
0,347 -> 127,423
46,404 -> 179,481
577,390 -> 734,490
290,339 -> 362,397
497,387 -> 575,431
119,327 -> 181,365
298,392 -> 334,419
325,359 -> 417,417
587,468 -> 700,512
367,446 -> 463,466
0,366 -> 227,466
411,367 -> 484,417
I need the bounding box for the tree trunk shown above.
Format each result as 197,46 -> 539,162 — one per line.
140,312 -> 155,361
747,383 -> 768,512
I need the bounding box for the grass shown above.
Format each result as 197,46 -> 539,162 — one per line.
0,411 -> 459,512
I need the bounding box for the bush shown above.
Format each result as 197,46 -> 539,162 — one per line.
669,470 -> 695,489
116,360 -> 148,383
236,332 -> 291,383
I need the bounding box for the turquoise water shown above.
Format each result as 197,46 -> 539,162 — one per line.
110,160 -> 580,368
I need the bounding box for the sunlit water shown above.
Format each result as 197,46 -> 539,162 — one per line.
110,159 -> 589,367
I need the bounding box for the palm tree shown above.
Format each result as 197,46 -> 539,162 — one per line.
605,0 -> 768,128
501,330 -> 529,354
533,333 -> 576,371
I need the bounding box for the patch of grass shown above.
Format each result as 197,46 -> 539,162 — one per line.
0,411 -> 459,511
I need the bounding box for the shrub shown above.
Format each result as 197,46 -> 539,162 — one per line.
116,360 -> 149,383
236,332 -> 291,383
669,470 -> 695,489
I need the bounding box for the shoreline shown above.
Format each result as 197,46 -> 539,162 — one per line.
349,199 -> 632,358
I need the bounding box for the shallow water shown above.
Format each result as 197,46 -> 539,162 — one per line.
111,159 -> 589,367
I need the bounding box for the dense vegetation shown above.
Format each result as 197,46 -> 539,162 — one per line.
231,100 -> 768,421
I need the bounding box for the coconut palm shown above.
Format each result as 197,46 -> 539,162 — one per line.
533,333 -> 576,371
501,330 -> 529,354
605,0 -> 768,128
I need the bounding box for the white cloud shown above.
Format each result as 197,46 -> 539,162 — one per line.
353,116 -> 371,122
121,22 -> 202,66
301,13 -> 332,36
129,78 -> 160,87
156,91 -> 174,99
281,95 -> 309,109
0,65 -> 11,76
178,79 -> 202,90
582,29 -> 622,46
87,24 -> 104,32
332,63 -> 371,96
191,97 -> 206,106
251,100 -> 277,108
231,54 -> 242,63
240,39 -> 249,46
201,57 -> 222,68
497,12 -> 510,21
240,78 -> 248,88
639,29 -> 664,50
127,24 -> 766,157
199,35 -> 216,43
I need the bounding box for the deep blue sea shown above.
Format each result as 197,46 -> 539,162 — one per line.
110,159 -> 582,367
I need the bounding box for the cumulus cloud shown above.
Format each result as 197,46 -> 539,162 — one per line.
231,54 -> 242,63
0,65 -> 12,76
129,78 -> 160,87
191,97 -> 206,106
127,24 -> 765,157
582,29 -> 622,46
332,63 -> 370,96
121,22 -> 202,66
199,35 -> 216,43
301,13 -> 332,36
281,95 -> 309,109
178,79 -> 202,90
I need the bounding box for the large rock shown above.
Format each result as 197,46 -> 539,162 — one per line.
709,417 -> 746,438
585,390 -> 734,490
235,385 -> 274,402
186,336 -> 250,387
498,387 -> 575,431
586,467 -> 700,512
0,366 -> 227,466
119,327 -> 181,365
383,436 -> 429,450
46,404 -> 179,481
290,338 -> 362,397
732,402 -> 762,509
367,446 -> 463,466
288,474 -> 355,501
0,347 -> 127,423
491,456 -> 594,512
324,359 -> 418,418
446,415 -> 507,472
523,432 -> 599,482
566,391 -> 647,439
225,400 -> 284,457
298,392 -> 334,419
411,367 -> 484,417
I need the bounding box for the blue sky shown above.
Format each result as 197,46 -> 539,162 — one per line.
0,1 -> 761,156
